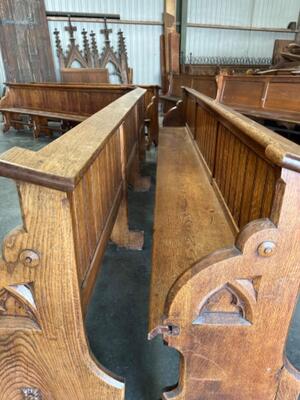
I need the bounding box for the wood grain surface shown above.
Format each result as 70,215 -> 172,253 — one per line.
0,88 -> 148,399
150,86 -> 300,399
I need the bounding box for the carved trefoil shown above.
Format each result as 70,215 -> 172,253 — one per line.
0,284 -> 39,329
193,284 -> 253,326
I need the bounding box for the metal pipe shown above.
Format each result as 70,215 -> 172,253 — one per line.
46,11 -> 120,20
187,22 -> 298,34
47,16 -> 163,26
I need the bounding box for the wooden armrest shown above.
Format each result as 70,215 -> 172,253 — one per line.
160,95 -> 180,102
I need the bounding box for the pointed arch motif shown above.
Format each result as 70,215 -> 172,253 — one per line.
53,18 -> 132,84
193,283 -> 254,326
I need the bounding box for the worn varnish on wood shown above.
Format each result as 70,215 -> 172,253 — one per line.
0,88 -> 149,400
149,86 -> 300,399
160,73 -> 217,113
216,74 -> 300,125
0,83 -> 159,144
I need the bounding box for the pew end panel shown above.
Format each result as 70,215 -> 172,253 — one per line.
0,88 -> 147,399
149,87 -> 300,399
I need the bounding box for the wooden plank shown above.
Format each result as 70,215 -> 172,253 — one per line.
149,127 -> 235,332
0,0 -> 56,82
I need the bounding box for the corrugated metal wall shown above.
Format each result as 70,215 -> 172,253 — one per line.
186,0 -> 299,59
46,0 -> 163,84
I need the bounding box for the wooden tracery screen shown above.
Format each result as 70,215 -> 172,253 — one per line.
54,18 -> 132,84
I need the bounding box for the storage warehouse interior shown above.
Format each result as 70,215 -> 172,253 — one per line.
0,1 -> 300,399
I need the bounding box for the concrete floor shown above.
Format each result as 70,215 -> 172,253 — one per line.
0,126 -> 300,400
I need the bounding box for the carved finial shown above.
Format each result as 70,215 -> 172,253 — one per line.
53,28 -> 63,55
81,28 -> 92,65
90,30 -> 100,67
118,30 -> 128,58
21,387 -> 42,400
65,16 -> 77,41
100,18 -> 112,45
90,31 -> 98,55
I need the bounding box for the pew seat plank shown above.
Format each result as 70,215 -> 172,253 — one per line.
0,107 -> 86,122
149,127 -> 235,332
235,107 -> 300,125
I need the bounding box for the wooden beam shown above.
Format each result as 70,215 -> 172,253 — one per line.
0,0 -> 56,83
180,0 -> 188,61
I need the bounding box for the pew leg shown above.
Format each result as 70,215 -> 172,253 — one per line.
2,111 -> 13,132
111,192 -> 144,250
3,112 -> 25,132
32,116 -> 42,138
128,148 -> 151,192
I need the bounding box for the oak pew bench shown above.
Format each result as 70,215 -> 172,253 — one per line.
0,88 -> 149,400
149,87 -> 300,399
160,73 -> 217,113
216,74 -> 300,128
0,83 -> 160,145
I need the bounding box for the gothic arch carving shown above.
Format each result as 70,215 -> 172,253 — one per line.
54,18 -> 132,83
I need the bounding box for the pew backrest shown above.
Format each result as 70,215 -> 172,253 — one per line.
182,86 -> 300,232
216,74 -> 300,124
0,82 -> 159,143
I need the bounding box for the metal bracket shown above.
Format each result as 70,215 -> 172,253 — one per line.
148,324 -> 180,340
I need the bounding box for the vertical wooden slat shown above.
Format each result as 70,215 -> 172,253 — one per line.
238,152 -> 258,228
248,158 -> 269,221
214,124 -> 225,187
227,139 -> 241,215
223,134 -> 235,204
261,167 -> 278,218
232,146 -> 249,224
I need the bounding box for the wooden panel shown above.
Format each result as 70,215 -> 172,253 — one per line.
0,0 -> 56,82
218,75 -> 300,125
186,94 -> 196,137
61,68 -> 109,84
184,89 -> 289,231
170,74 -> 217,98
194,106 -> 218,173
221,79 -> 265,108
212,123 -> 278,229
265,82 -> 300,113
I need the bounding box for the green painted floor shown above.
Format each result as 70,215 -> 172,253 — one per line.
0,126 -> 300,400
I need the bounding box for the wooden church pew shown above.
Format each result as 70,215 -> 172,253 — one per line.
0,88 -> 149,399
0,82 -> 160,145
149,86 -> 300,399
216,74 -> 300,126
160,73 -> 218,113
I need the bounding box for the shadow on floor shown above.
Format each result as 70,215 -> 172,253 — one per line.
0,127 -> 299,400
